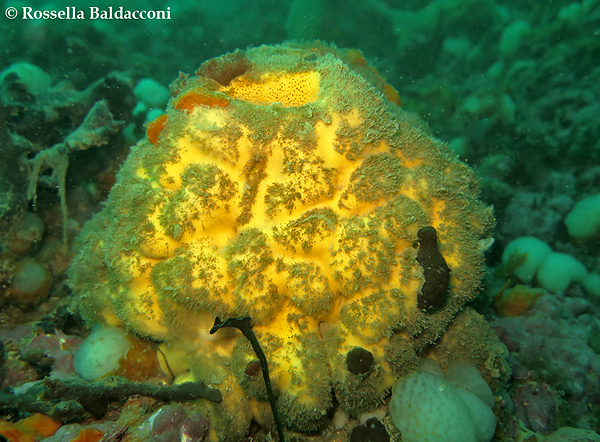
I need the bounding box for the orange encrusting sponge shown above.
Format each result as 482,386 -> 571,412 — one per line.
174,88 -> 230,112
146,113 -> 168,145
69,428 -> 104,442
0,414 -> 61,442
494,284 -> 544,316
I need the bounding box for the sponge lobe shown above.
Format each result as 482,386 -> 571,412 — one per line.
389,371 -> 478,442
389,365 -> 497,442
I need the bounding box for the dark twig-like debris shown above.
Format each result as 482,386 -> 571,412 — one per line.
0,376 -> 221,422
210,316 -> 285,442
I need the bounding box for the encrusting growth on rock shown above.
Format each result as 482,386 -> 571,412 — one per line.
26,100 -> 123,245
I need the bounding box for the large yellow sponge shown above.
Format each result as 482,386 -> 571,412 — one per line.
69,42 -> 498,441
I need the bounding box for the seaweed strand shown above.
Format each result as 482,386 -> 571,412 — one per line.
210,316 -> 285,442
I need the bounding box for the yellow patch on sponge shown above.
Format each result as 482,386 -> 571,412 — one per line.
224,71 -> 320,106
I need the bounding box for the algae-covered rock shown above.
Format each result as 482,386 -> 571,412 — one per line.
544,427 -> 600,442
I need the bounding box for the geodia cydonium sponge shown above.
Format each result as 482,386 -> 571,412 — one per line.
68,42 -> 505,441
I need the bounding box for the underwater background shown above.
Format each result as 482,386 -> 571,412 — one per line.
1,0 -> 600,441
